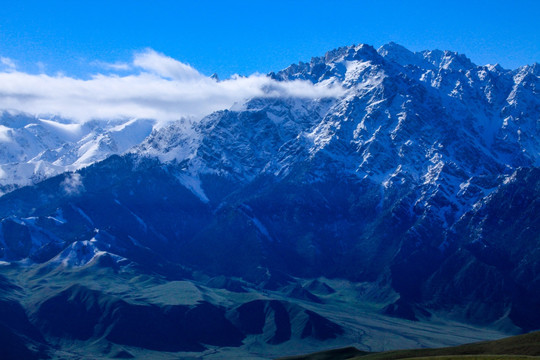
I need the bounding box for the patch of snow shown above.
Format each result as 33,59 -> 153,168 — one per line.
72,205 -> 94,226
0,125 -> 12,142
38,118 -> 84,142
503,171 -> 518,185
251,217 -> 272,241
129,210 -> 148,232
175,173 -> 209,203
50,240 -> 125,267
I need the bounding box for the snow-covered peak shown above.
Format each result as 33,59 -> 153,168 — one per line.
50,239 -> 125,268
270,44 -> 383,85
134,118 -> 199,164
323,43 -> 381,64
128,42 -> 540,229
377,42 -> 434,69
37,118 -> 85,142
435,50 -> 475,71
0,112 -> 156,195
516,62 -> 540,77
378,43 -> 476,72
2,42 -> 538,209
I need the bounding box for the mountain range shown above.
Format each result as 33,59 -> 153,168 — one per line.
0,113 -> 155,195
0,42 -> 538,359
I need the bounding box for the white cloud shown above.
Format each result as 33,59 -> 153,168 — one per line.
0,49 -> 344,123
91,60 -> 131,71
36,61 -> 46,73
61,173 -> 84,195
0,57 -> 16,71
133,49 -> 203,81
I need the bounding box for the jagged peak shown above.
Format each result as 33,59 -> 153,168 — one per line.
515,62 -> 540,76
485,63 -> 505,72
322,43 -> 381,63
377,42 -> 433,69
377,42 -> 477,72
378,42 -> 412,55
421,49 -> 476,71
270,43 -> 382,82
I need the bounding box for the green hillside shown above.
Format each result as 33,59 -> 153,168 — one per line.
277,331 -> 540,360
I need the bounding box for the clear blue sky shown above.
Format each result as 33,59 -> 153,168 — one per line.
1,0 -> 539,78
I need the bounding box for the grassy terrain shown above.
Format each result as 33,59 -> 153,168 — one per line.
0,260 -> 525,359
277,331 -> 540,360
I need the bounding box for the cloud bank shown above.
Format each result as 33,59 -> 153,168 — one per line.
0,49 -> 343,123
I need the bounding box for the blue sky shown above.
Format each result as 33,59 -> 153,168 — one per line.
1,0 -> 539,78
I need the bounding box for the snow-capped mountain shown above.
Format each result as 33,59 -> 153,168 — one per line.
0,112 -> 155,195
135,42 -> 537,246
0,43 -> 538,358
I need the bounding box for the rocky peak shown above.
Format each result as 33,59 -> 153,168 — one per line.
270,44 -> 383,84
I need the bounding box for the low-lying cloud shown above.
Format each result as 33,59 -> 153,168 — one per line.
60,173 -> 84,195
0,49 -> 344,123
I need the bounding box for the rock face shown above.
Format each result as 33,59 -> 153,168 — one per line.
0,41 -> 538,353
